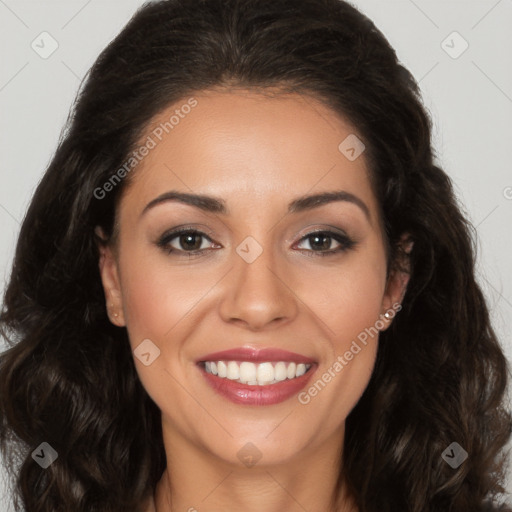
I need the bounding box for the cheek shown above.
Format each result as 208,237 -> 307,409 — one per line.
116,250 -> 213,409
119,252 -> 215,346
329,268 -> 385,343
295,246 -> 386,417
303,247 -> 387,346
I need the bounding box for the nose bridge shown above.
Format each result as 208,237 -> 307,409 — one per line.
218,233 -> 297,329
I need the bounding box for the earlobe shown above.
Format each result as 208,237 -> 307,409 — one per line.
95,227 -> 126,327
380,234 -> 413,330
379,273 -> 408,331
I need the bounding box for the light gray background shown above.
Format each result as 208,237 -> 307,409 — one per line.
1,0 -> 511,509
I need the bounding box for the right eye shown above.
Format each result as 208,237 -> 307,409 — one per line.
157,228 -> 220,256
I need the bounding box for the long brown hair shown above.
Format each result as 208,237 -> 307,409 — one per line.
1,1 -> 510,510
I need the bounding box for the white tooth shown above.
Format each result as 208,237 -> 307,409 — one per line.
287,362 -> 297,379
296,363 -> 306,377
207,360 -> 312,383
274,362 -> 287,381
217,361 -> 227,378
226,361 -> 240,380
257,362 -> 275,384
239,362 -> 257,383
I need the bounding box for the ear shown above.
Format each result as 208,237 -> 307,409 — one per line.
379,233 -> 413,330
95,226 -> 126,327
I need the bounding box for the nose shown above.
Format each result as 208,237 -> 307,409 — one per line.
218,239 -> 298,331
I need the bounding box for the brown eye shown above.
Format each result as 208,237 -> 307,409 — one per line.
176,232 -> 204,251
295,230 -> 356,256
157,229 -> 217,255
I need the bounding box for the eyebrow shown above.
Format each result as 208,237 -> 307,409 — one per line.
140,190 -> 371,221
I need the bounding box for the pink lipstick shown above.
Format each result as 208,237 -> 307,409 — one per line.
197,347 -> 317,406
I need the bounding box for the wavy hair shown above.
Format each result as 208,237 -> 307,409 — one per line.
1,0 -> 511,511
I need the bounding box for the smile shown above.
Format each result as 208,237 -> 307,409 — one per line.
197,347 -> 317,405
204,360 -> 312,385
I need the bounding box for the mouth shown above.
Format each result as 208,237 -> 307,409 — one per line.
202,360 -> 312,385
196,347 -> 317,405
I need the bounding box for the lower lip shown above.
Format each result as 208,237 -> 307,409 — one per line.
199,364 -> 316,405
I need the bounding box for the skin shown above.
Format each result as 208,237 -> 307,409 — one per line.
97,88 -> 409,512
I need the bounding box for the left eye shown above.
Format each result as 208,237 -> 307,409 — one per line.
295,231 -> 354,255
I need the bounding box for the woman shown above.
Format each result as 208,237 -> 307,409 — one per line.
0,0 -> 510,511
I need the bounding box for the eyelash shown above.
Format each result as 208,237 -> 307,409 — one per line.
156,227 -> 356,258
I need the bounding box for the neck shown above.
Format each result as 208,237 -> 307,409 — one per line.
153,423 -> 358,512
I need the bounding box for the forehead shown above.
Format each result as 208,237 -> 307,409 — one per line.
119,88 -> 378,222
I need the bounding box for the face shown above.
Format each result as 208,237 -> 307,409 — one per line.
98,88 -> 408,468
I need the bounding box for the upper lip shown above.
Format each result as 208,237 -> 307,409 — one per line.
197,347 -> 316,364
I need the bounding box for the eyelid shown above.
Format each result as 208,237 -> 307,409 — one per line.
294,225 -> 349,240
158,224 -> 216,240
